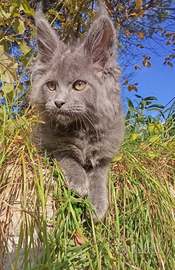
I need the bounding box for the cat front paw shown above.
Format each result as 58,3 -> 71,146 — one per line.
68,180 -> 89,198
88,195 -> 109,222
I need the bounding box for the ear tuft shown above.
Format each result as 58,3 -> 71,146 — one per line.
83,15 -> 116,67
35,11 -> 58,63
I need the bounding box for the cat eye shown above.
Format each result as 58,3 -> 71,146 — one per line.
73,81 -> 86,91
47,81 -> 56,91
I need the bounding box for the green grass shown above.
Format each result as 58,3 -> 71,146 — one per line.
0,101 -> 175,270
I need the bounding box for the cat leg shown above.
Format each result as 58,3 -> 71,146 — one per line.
55,157 -> 89,198
88,163 -> 109,221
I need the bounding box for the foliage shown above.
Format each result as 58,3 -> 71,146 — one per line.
0,1 -> 175,269
0,0 -> 175,102
125,95 -> 175,150
0,95 -> 175,269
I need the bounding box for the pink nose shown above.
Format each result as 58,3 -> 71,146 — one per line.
54,101 -> 65,109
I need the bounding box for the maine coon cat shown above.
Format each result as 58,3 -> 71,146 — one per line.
30,6 -> 124,221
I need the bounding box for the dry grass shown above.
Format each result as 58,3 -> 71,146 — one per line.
0,107 -> 175,270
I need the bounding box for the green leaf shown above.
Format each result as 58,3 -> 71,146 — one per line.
148,104 -> 164,109
2,84 -> 14,93
21,0 -> 35,16
19,41 -> 32,55
18,53 -> 31,66
6,90 -> 14,103
12,6 -> 20,18
0,51 -> 18,83
143,96 -> 158,101
0,6 -> 11,18
135,94 -> 142,98
48,10 -> 65,20
14,18 -> 26,34
127,98 -> 134,111
112,155 -> 122,162
147,108 -> 164,112
18,83 -> 24,93
0,45 -> 4,55
1,40 -> 8,52
140,99 -> 146,110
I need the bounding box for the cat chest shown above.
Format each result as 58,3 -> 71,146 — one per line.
57,136 -> 100,167
69,138 -> 98,165
41,127 -> 101,167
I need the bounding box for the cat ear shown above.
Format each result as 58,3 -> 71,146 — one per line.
35,10 -> 60,63
83,16 -> 116,67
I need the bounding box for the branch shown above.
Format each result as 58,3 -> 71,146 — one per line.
117,0 -> 163,25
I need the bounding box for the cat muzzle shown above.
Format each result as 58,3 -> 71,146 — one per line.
54,100 -> 66,109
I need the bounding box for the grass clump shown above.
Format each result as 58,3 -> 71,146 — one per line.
0,97 -> 175,270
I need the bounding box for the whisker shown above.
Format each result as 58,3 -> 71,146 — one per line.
83,112 -> 99,140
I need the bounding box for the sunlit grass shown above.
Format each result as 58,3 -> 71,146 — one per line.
0,99 -> 175,269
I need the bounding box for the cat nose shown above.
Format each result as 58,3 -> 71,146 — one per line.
54,100 -> 65,109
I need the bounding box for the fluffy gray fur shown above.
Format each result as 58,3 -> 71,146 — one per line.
30,7 -> 125,221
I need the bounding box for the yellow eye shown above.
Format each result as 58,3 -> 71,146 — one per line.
47,81 -> 56,91
73,81 -> 86,91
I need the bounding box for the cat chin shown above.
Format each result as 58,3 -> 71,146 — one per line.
55,114 -> 73,125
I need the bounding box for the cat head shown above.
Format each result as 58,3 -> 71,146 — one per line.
31,7 -> 121,126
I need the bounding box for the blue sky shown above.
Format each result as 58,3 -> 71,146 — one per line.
119,7 -> 175,115
125,52 -> 174,108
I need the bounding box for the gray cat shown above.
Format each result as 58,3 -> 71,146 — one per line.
30,7 -> 124,221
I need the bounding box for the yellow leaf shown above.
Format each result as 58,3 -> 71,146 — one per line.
75,231 -> 84,246
165,32 -> 173,37
143,55 -> 151,60
148,123 -> 164,134
149,135 -> 161,143
0,51 -> 18,83
158,26 -> 163,31
118,4 -> 124,12
124,80 -> 129,85
147,151 -> 156,158
136,31 -> 144,39
135,0 -> 143,10
14,18 -> 25,34
130,134 -> 140,141
145,61 -> 151,67
139,32 -> 144,39
125,30 -> 132,37
61,22 -> 66,30
0,45 -> 4,54
135,65 -> 141,70
130,12 -> 137,17
137,43 -> 144,48
166,40 -> 171,45
148,123 -> 154,132
136,9 -> 145,19
112,155 -> 122,162
19,41 -> 31,55
167,141 -> 175,150
128,84 -> 138,92
2,83 -> 14,93
156,123 -> 164,133
168,62 -> 173,67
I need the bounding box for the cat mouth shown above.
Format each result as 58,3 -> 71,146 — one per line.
55,110 -> 76,124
